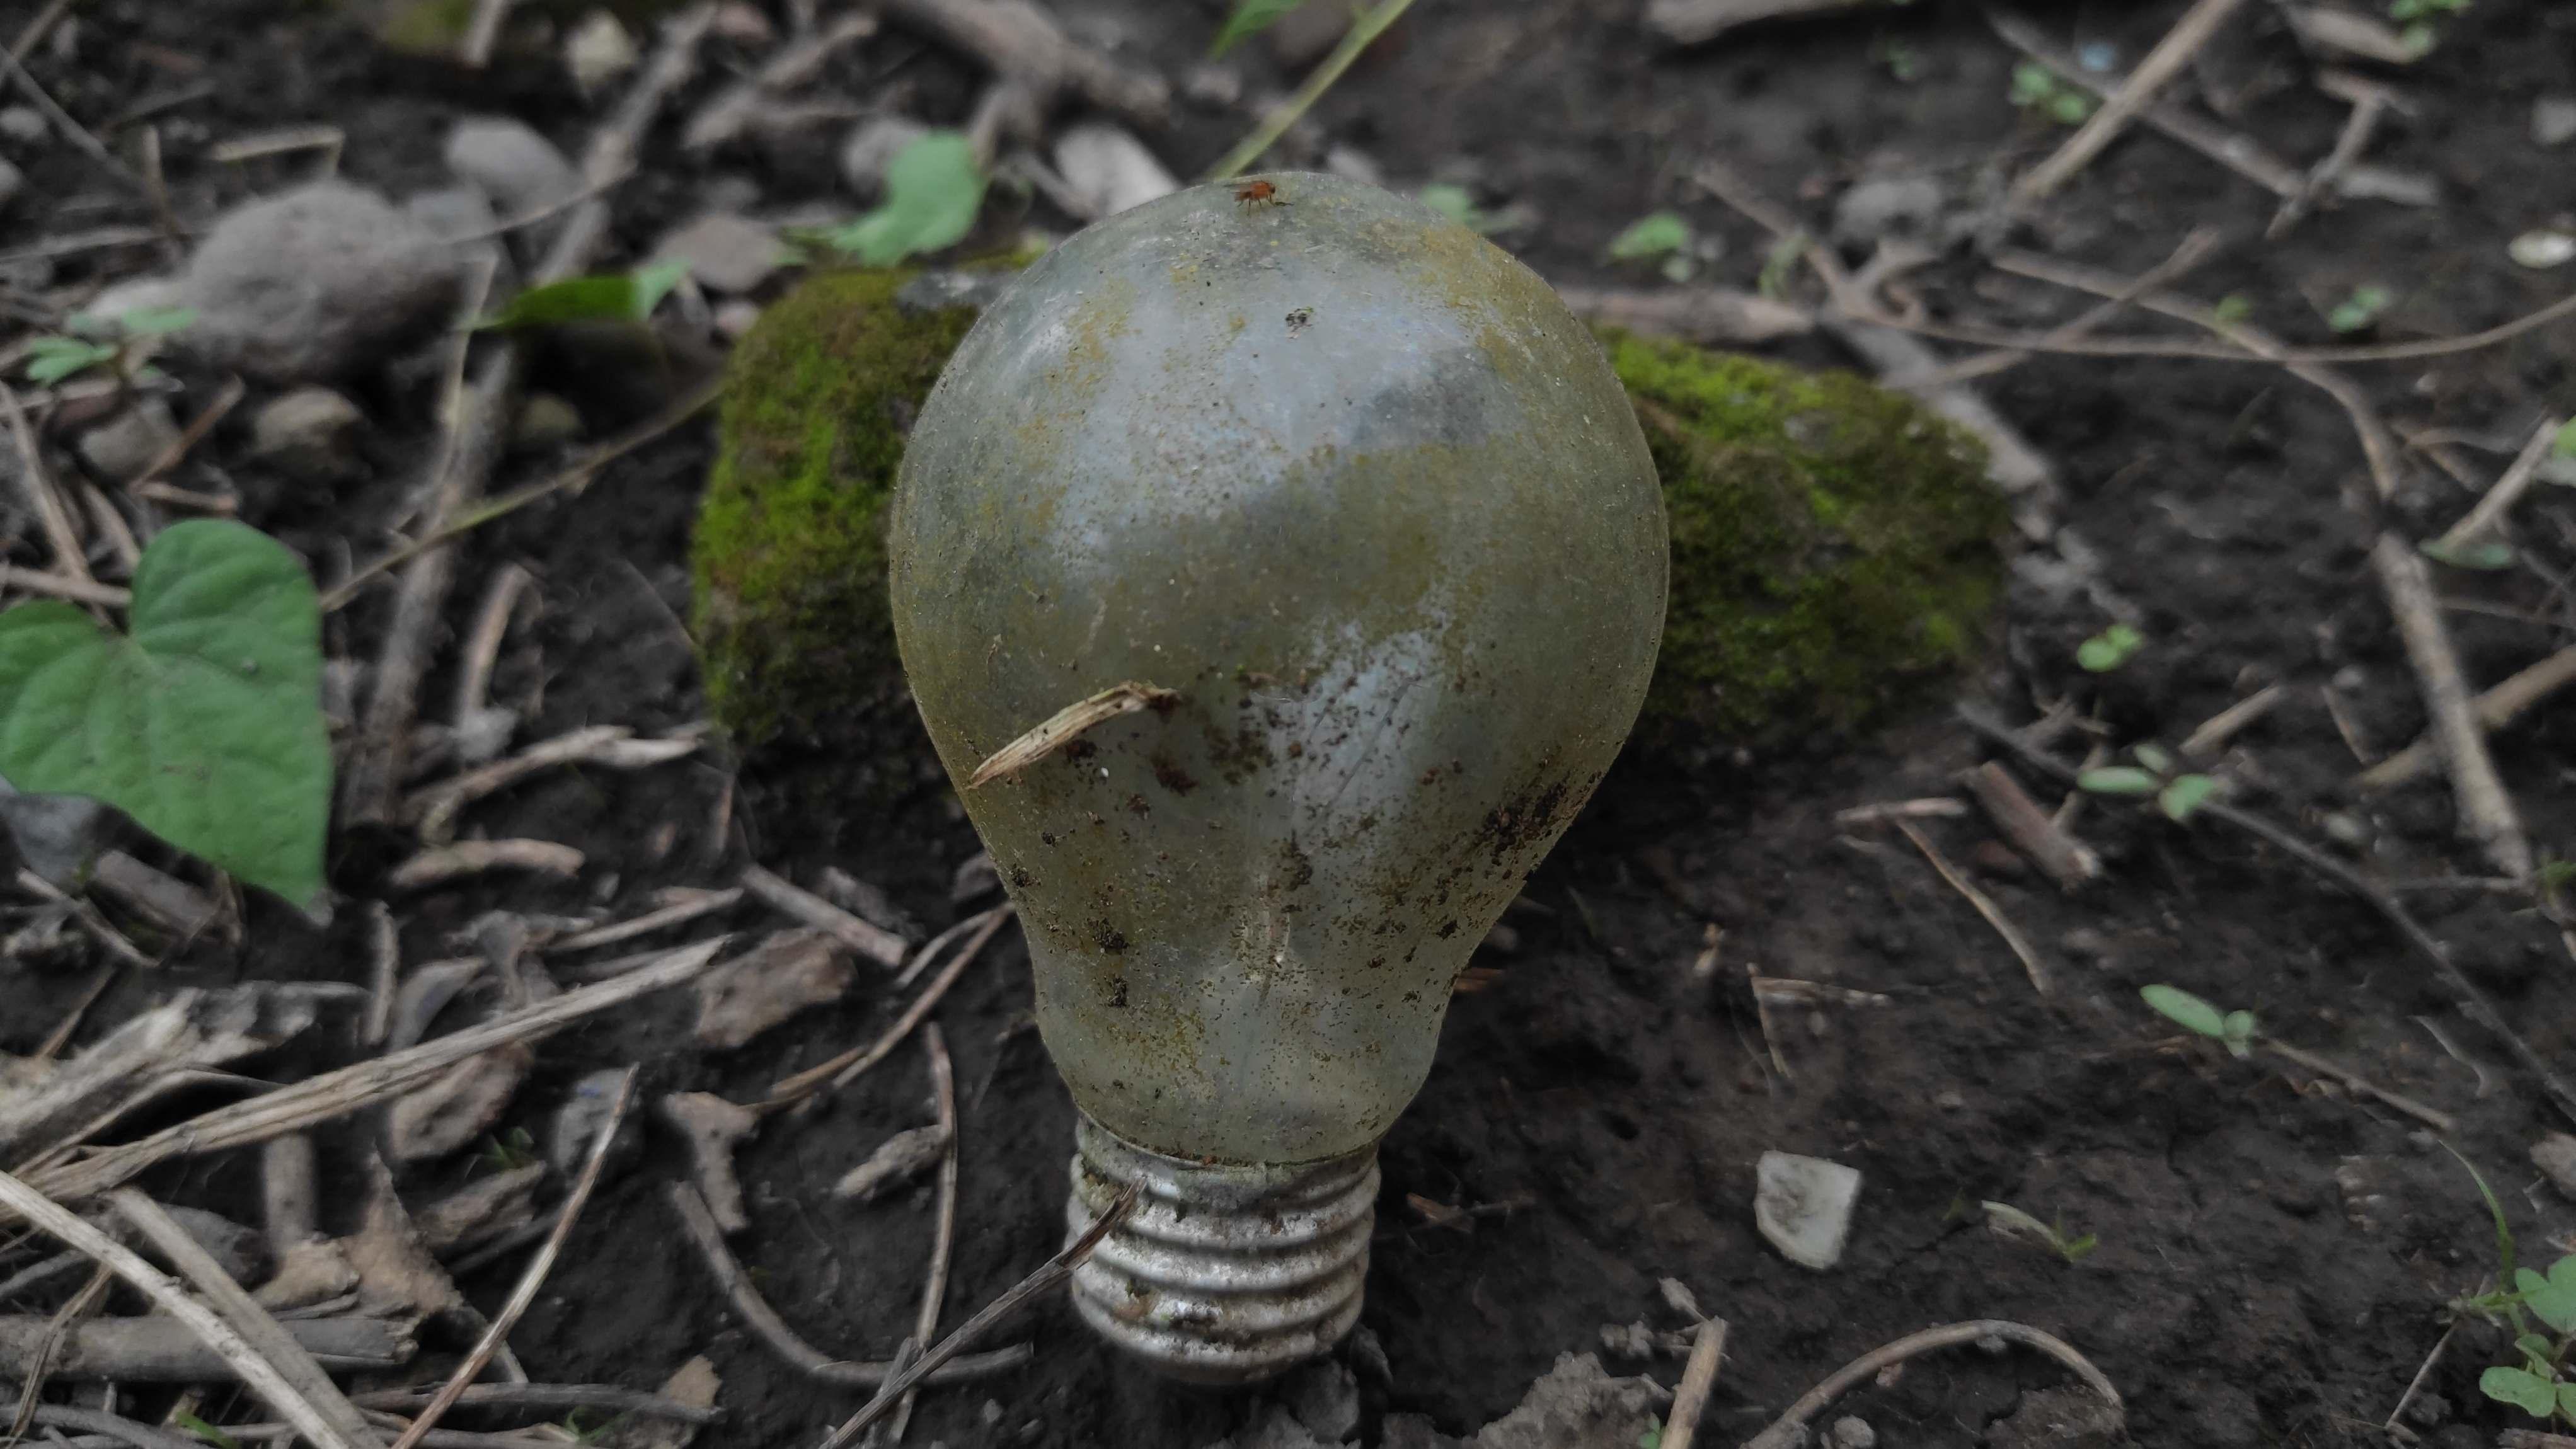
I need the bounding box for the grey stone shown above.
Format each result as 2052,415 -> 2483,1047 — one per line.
405,183 -> 514,289
2533,1131 -> 2576,1201
1323,146 -> 1383,188
1833,175 -> 1945,246
0,105 -> 44,144
652,212 -> 786,294
77,398 -> 179,483
1280,1359 -> 1359,1443
178,182 -> 460,382
444,117 -> 581,223
0,156 -> 21,214
1831,1416 -> 1877,1449
2535,96 -> 2576,148
1054,123 -> 1178,218
0,781 -> 115,886
1755,1150 -> 1861,1270
1182,62 -> 1245,109
250,386 -> 366,486
1473,1354 -> 1660,1449
839,115 -> 929,200
564,9 -> 638,97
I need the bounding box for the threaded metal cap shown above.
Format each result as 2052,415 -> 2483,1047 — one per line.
1064,1113 -> 1376,1383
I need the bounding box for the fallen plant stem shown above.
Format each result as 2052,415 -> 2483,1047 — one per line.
2261,1039 -> 2456,1134
1203,0 -> 1418,183
2009,0 -> 2253,206
1742,1319 -> 2121,1449
1962,704 -> 2576,1129
886,1023 -> 960,1440
1659,1316 -> 1727,1449
1892,817 -> 2051,995
967,681 -> 1178,788
2358,646 -> 2576,791
2371,534 -> 2530,879
762,905 -> 1012,1110
347,1384 -> 718,1423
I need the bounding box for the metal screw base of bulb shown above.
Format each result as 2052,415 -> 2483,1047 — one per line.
1064,1113 -> 1376,1384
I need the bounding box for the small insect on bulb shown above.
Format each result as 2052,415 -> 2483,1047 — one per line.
1234,179 -> 1282,209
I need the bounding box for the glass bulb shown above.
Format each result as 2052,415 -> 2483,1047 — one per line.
889,173 -> 1666,1380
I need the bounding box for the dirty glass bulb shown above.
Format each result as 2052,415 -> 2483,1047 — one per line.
889,174 -> 1666,1381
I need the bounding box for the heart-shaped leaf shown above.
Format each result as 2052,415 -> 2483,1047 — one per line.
2160,773 -> 2220,822
2518,1256 -> 2576,1334
2483,1365 -> 2559,1418
0,520 -> 329,908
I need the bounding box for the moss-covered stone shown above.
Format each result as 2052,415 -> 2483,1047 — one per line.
1606,330 -> 2008,744
690,269 -> 981,747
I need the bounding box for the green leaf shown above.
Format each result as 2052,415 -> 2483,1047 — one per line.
1210,0 -> 1304,56
819,132 -> 987,266
118,305 -> 199,338
2141,984 -> 2229,1040
0,520 -> 330,908
476,260 -> 691,331
2518,1257 -> 2576,1334
1608,212 -> 1690,261
2484,1366 -> 2560,1419
2558,1380 -> 2576,1420
2058,1231 -> 2098,1262
2327,285 -> 2391,335
2046,89 -> 2095,125
2079,766 -> 2159,796
172,1409 -> 240,1449
25,336 -> 119,385
1419,183 -> 1495,233
2159,773 -> 2219,822
1636,1421 -> 1662,1449
2212,294 -> 2253,325
2442,1143 -> 2516,1280
2419,536 -> 2515,571
2076,622 -> 2142,671
2010,61 -> 2059,107
2131,742 -> 2174,775
2553,418 -> 2576,459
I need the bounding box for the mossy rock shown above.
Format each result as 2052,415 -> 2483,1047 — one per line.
690,268 -> 982,748
1605,330 -> 2010,745
689,282 -> 2008,755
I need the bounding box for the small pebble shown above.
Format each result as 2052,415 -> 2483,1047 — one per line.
565,10 -> 638,96
0,105 -> 43,144
1181,62 -> 1243,109
1935,1087 -> 1965,1110
1831,1416 -> 1877,1449
0,156 -> 20,214
2535,96 -> 2576,148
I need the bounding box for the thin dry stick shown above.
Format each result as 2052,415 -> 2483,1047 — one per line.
76,483 -> 138,574
0,563 -> 127,606
1902,227 -> 2221,389
452,563 -> 535,730
2435,415 -> 2562,553
1963,761 -> 2100,891
967,682 -> 1178,787
545,887 -> 743,954
386,1068 -> 638,1449
2358,646 -> 2576,790
664,1182 -> 1030,1389
1203,0 -> 1417,181
343,6 -> 715,821
2270,83 -> 2385,238
886,1024 -> 960,1441
0,1395 -> 195,1449
127,376 -> 246,492
6,0 -> 73,60
32,965 -> 117,1062
363,901 -> 399,1048
15,869 -> 152,968
108,1190 -> 386,1449
815,1186 -> 1139,1449
408,727 -> 697,844
1892,818 -> 2052,996
0,1171 -> 365,1449
348,1384 -> 717,1422
459,0 -> 517,65
2371,533 -> 2530,881
1989,10 -> 2302,198
18,938 -> 725,1208
0,44 -> 144,195
2180,683 -> 2284,760
763,906 -> 1013,1110
2261,1040 -> 2455,1134
740,864 -> 908,967
9,1261 -> 110,1442
1745,1321 -> 2119,1449
2010,0 -> 2253,205
1744,959 -> 1790,1082
1,381 -> 92,586
1963,705 -> 2576,1128
2384,1324 -> 2454,1433
1658,1317 -> 1727,1449
388,839 -> 585,890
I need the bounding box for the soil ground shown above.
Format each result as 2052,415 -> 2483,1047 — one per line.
6,1 -> 2576,1446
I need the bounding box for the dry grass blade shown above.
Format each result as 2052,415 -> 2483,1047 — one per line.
109,1190 -> 387,1448
1,381 -> 93,587
2434,415 -> 2562,554
886,1024 -> 960,1440
1892,818 -> 2052,996
2010,0 -> 2253,206
762,905 -> 1013,1110
815,1184 -> 1139,1449
2260,1040 -> 2455,1134
388,839 -> 586,890
405,727 -> 699,845
969,681 -> 1178,787
8,1261 -> 109,1443
740,864 -> 907,967
1744,1320 -> 2120,1449
129,377 -> 246,492
545,886 -> 744,954
386,1068 -> 637,1449
1963,762 -> 2100,891
2370,534 -> 2530,880
17,938 -> 726,1209
0,563 -> 129,606
0,1171 -> 367,1449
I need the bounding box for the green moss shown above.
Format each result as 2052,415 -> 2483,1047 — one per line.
690,268 -> 981,747
1606,330 -> 2010,743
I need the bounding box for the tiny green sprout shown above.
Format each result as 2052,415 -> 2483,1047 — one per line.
2158,773 -> 2219,823
2541,858 -> 2575,910
2130,742 -> 2174,775
2212,294 -> 2253,326
1419,183 -> 1499,234
2418,536 -> 2516,571
1637,1421 -> 1664,1449
2076,622 -> 2143,672
1756,231 -> 1805,300
2008,62 -> 2095,125
2553,418 -> 2576,459
1608,211 -> 1691,263
22,304 -> 198,387
476,1126 -> 539,1174
1209,0 -> 1301,56
1982,1201 -> 2099,1264
24,335 -> 120,386
2140,983 -> 2255,1058
173,1409 -> 240,1449
478,260 -> 690,331
810,131 -> 986,266
2326,284 -> 2393,335
2077,765 -> 2159,796
1875,37 -> 1922,83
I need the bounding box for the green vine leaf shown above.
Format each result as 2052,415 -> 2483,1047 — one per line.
2482,1365 -> 2559,1419
1210,0 -> 1303,55
2159,773 -> 2219,822
0,520 -> 330,909
476,260 -> 691,332
2517,1257 -> 2576,1334
1608,212 -> 1690,261
817,132 -> 986,266
2141,984 -> 2227,1040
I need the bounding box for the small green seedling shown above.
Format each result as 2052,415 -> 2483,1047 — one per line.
23,304 -> 197,387
2446,1148 -> 2576,1426
1756,231 -> 1805,300
2388,0 -> 2468,55
1420,183 -> 1500,234
1982,1200 -> 2099,1264
2212,294 -> 2253,326
476,260 -> 690,332
2541,857 -> 2575,912
2078,740 -> 2220,823
2010,62 -> 2096,125
1636,1419 -> 1664,1449
0,520 -> 330,910
2140,983 -> 2255,1058
1875,37 -> 1922,83
2418,535 -> 2515,571
2553,419 -> 2576,459
2076,621 -> 2142,672
560,1408 -> 628,1445
172,1409 -> 239,1449
808,131 -> 986,266
2326,285 -> 2392,335
476,1126 -> 539,1175
1209,0 -> 1301,55
1607,212 -> 1695,283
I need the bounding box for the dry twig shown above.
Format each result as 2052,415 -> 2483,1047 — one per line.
2371,534 -> 2530,880
741,864 -> 907,967
1964,762 -> 2100,891
762,906 -> 1012,1110
2357,646 -> 2576,791
1659,1317 -> 1728,1449
967,681 -> 1177,788
406,727 -> 699,845
388,839 -> 586,890
2261,1040 -> 2455,1134
545,886 -> 743,954
1744,1320 -> 2120,1449
1892,818 -> 2051,996
2010,0 -> 2253,206
2434,415 -> 2562,556
887,1024 -> 960,1440
1,381 -> 92,587
2180,684 -> 2283,761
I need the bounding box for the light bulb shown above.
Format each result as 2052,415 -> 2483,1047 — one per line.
888,173 -> 1667,1381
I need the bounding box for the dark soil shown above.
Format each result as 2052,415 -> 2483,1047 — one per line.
6,1 -> 2576,1447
